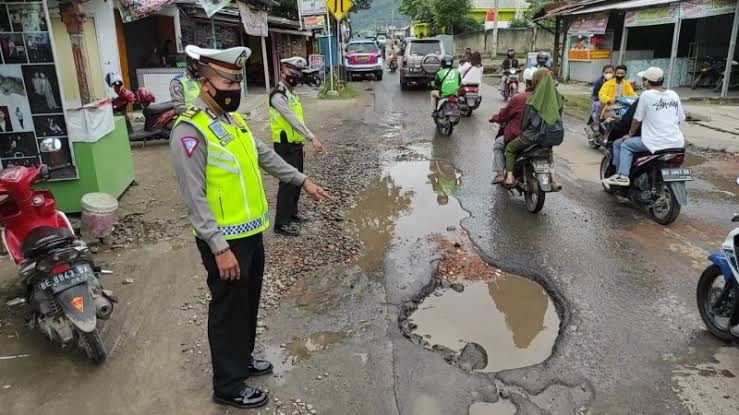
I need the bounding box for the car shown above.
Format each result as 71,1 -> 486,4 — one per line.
400,38 -> 445,90
345,40 -> 384,81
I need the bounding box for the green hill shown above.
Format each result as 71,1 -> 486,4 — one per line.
351,0 -> 409,32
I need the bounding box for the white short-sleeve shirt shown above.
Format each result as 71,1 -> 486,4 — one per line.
633,89 -> 686,153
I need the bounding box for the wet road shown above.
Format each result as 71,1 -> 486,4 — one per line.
369,72 -> 739,414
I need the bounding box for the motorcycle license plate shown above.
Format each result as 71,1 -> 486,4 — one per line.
38,263 -> 94,294
532,161 -> 553,172
466,93 -> 478,100
661,168 -> 694,182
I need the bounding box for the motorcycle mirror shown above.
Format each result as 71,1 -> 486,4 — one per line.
732,214 -> 739,223
421,54 -> 441,75
39,138 -> 62,153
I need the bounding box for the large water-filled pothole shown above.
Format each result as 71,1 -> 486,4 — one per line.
348,159 -> 560,372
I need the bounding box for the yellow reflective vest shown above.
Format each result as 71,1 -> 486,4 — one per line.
176,109 -> 269,239
269,88 -> 306,144
177,75 -> 201,107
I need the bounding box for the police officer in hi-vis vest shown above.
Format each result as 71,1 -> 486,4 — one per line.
269,57 -> 325,237
169,50 -> 202,114
170,45 -> 333,409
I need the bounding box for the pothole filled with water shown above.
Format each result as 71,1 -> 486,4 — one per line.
349,159 -> 560,372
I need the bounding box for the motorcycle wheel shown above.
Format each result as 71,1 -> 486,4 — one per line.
437,121 -> 453,136
78,328 -> 107,364
696,265 -> 736,342
650,184 -> 680,225
308,75 -> 322,87
462,106 -> 473,117
524,168 -> 546,213
599,156 -> 615,194
691,74 -> 703,89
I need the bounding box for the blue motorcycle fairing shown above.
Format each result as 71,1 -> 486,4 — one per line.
708,252 -> 735,282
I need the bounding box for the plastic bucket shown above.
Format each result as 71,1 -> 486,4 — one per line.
80,192 -> 119,239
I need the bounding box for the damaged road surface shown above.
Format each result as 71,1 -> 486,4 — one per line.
1,73 -> 739,415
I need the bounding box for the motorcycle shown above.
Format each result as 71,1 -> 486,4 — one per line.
0,139 -> 116,364
599,140 -> 692,225
713,60 -> 739,93
587,96 -> 637,149
106,73 -> 176,142
503,144 -> 561,213
388,56 -> 398,72
501,68 -> 519,101
697,210 -> 739,341
691,56 -> 723,89
300,67 -> 323,87
421,55 -> 461,136
458,84 -> 482,117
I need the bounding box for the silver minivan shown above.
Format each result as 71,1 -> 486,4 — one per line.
400,38 -> 445,90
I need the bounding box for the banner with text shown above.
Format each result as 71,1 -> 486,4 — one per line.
117,0 -> 175,23
299,0 -> 326,16
568,13 -> 609,35
625,4 -> 679,27
238,4 -> 268,37
681,0 -> 737,19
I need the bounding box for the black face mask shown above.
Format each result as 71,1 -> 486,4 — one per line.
286,76 -> 299,88
615,75 -> 625,82
208,82 -> 241,112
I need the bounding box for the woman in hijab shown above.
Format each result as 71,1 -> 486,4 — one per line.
503,69 -> 563,186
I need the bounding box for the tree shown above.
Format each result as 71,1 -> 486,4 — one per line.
272,0 -> 299,20
399,0 -> 434,23
431,0 -> 473,35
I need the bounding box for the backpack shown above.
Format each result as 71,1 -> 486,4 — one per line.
535,116 -> 564,146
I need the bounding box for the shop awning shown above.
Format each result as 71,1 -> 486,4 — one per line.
268,27 -> 312,37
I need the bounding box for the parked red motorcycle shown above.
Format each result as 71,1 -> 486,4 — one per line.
105,72 -> 176,142
0,139 -> 115,363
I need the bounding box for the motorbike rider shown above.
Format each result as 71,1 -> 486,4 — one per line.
504,69 -> 563,186
604,67 -> 686,187
490,67 -> 536,184
501,49 -> 520,89
598,64 -> 637,119
270,57 -> 326,237
170,51 -> 202,114
462,52 -> 483,85
587,64 -> 614,136
535,52 -> 552,70
169,45 -> 333,409
430,55 -> 462,115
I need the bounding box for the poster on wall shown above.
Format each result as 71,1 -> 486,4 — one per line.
568,13 -> 609,35
199,0 -> 232,18
0,1 -> 76,179
299,0 -> 327,16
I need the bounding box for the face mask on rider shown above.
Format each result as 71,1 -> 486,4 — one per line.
615,74 -> 625,82
206,80 -> 241,112
604,73 -> 614,80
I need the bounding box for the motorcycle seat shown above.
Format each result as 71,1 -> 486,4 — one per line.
302,68 -> 320,74
143,101 -> 176,118
20,226 -> 75,259
634,148 -> 685,158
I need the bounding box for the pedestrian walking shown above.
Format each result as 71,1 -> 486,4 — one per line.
169,45 -> 333,410
269,57 -> 325,237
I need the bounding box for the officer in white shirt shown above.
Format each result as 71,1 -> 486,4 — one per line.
605,67 -> 686,187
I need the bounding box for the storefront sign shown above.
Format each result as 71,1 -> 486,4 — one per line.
681,0 -> 736,19
0,0 -> 77,179
199,0 -> 232,18
568,13 -> 609,35
116,0 -> 176,23
309,54 -> 325,69
625,4 -> 679,27
303,15 -> 326,30
238,4 -> 268,37
567,50 -> 590,61
589,48 -> 612,60
299,0 -> 327,16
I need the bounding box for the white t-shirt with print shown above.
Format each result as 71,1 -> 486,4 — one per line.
634,89 -> 686,153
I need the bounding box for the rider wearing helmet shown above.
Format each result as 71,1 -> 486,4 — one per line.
170,50 -> 202,114
431,55 -> 462,114
501,49 -> 520,89
536,52 -> 551,69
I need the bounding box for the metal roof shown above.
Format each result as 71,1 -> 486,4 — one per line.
571,0 -> 679,15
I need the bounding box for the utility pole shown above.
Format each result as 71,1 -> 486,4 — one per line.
492,0 -> 500,58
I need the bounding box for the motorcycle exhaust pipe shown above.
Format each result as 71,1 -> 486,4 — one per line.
95,296 -> 113,319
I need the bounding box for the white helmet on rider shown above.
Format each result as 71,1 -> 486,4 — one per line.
523,67 -> 536,82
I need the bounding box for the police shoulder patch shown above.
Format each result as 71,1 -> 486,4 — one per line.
180,136 -> 199,158
181,108 -> 200,118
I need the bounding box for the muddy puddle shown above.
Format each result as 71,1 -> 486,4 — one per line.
469,400 -> 517,415
411,279 -> 558,372
348,160 -> 468,272
348,159 -> 559,372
